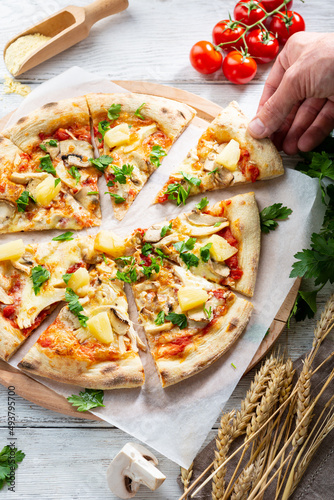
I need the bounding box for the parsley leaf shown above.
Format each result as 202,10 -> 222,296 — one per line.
214,221 -> 223,227
165,312 -> 188,329
87,191 -> 99,195
195,197 -> 209,210
203,305 -> 212,319
116,257 -> 137,283
54,178 -> 61,187
208,168 -> 218,175
161,222 -> 172,238
52,232 -> 74,242
108,103 -> 121,121
140,256 -> 161,278
16,190 -> 36,212
62,273 -> 73,285
67,389 -> 105,412
141,243 -> 153,256
112,164 -> 134,184
134,102 -> 146,120
31,265 -> 50,295
90,155 -> 113,172
260,203 -> 293,233
165,182 -> 190,206
65,288 -> 89,327
296,150 -> 334,200
155,310 -> 166,325
39,143 -> 47,152
98,120 -> 111,141
181,171 -> 201,186
180,252 -> 199,269
68,166 -> 81,184
38,155 -> 56,176
48,139 -> 58,147
155,248 -> 167,259
150,145 -> 167,168
200,242 -> 212,263
105,192 -> 126,204
173,238 -> 196,253
0,445 -> 25,490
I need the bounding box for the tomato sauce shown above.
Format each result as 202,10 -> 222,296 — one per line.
239,149 -> 260,183
162,335 -> 193,358
217,227 -> 243,280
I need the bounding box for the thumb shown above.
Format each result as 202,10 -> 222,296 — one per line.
247,71 -> 300,139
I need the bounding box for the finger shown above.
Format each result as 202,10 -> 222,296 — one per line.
271,103 -> 301,151
282,98 -> 326,155
248,67 -> 301,139
298,99 -> 334,152
257,55 -> 286,113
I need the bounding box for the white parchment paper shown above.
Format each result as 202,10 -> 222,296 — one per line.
4,67 -> 324,468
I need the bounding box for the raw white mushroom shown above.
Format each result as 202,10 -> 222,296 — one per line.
107,442 -> 166,499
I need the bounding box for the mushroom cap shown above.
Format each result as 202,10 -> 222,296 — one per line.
0,199 -> 16,230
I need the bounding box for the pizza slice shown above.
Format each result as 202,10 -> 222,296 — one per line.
86,92 -> 196,220
2,97 -> 101,231
155,101 -> 284,205
116,249 -> 252,387
18,237 -> 145,389
129,192 -> 260,298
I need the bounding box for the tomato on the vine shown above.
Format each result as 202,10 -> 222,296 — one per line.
189,41 -> 222,74
234,0 -> 266,26
246,29 -> 279,64
223,51 -> 257,84
269,11 -> 305,44
261,0 -> 293,12
212,20 -> 245,50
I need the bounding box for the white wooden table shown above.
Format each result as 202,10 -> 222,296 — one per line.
0,1 -> 332,498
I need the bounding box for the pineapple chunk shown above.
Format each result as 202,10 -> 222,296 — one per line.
104,124 -> 130,149
137,123 -> 157,141
68,267 -> 90,293
0,239 -> 25,261
215,139 -> 240,171
35,175 -> 61,206
87,312 -> 114,344
118,140 -> 140,154
208,234 -> 238,262
94,230 -> 125,258
178,286 -> 209,312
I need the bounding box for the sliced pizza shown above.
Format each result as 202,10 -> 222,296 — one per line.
116,250 -> 253,387
128,192 -> 260,298
18,244 -> 145,389
86,92 -> 196,220
155,101 -> 284,205
2,97 -> 101,231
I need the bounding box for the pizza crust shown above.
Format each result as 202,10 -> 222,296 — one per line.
0,315 -> 26,361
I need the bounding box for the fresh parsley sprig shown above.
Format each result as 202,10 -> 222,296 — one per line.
165,312 -> 188,329
65,288 -> 89,327
164,172 -> 201,206
134,103 -> 146,120
38,155 -> 57,176
68,166 -> 81,184
260,203 -> 293,233
98,120 -> 110,141
105,192 -> 126,204
90,155 -> 113,173
108,164 -> 134,185
67,389 -> 105,412
108,103 -> 121,121
31,265 -> 50,295
195,197 -> 209,210
0,445 -> 25,490
16,190 -> 36,212
52,232 -> 74,242
150,145 -> 167,168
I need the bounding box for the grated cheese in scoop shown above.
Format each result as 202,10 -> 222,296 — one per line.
5,33 -> 51,75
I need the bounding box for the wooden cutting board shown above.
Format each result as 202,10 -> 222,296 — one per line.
0,81 -> 300,420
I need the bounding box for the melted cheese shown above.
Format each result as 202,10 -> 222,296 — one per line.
5,34 -> 51,75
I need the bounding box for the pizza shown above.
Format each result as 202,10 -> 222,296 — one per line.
86,93 -> 196,220
1,97 -> 101,233
116,243 -> 253,387
18,244 -> 145,389
155,101 -> 284,205
130,192 -> 260,298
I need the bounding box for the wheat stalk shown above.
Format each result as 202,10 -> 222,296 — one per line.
231,464 -> 255,500
181,462 -> 193,499
309,294 -> 334,363
212,411 -> 235,500
292,358 -> 312,448
280,359 -> 295,405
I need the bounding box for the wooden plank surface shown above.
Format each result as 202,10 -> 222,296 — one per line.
0,0 -> 333,498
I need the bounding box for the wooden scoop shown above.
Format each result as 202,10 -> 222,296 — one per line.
4,0 -> 129,76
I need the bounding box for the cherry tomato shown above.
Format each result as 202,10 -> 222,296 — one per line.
212,20 -> 245,51
269,11 -> 305,44
246,29 -> 279,63
234,0 -> 266,26
190,41 -> 222,74
223,51 -> 257,84
261,0 -> 293,12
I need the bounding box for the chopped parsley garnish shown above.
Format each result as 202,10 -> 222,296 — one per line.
161,222 -> 172,238
62,273 -> 73,285
155,248 -> 167,259
260,203 -> 293,233
195,197 -> 209,210
116,256 -> 137,283
102,254 -> 108,265
231,362 -> 237,369
87,191 -> 99,195
52,232 -> 74,241
174,238 -> 198,269
0,445 -> 25,490
150,145 -> 167,168
200,242 -> 212,263
68,166 -> 81,184
110,164 -> 134,184
134,102 -> 146,120
98,120 -> 110,141
165,312 -> 188,330
154,310 -> 166,326
39,143 -> 47,152
54,178 -> 61,187
90,155 -> 113,172
208,168 -> 218,175
67,389 -> 105,412
16,190 -> 36,212
105,192 -> 126,204
180,171 -> 201,186
38,155 -> 56,176
31,265 -> 50,295
165,182 -> 190,206
203,305 -> 212,320
108,103 -> 121,121
116,256 -> 135,265
48,139 -> 58,147
179,252 -> 199,269
140,256 -> 161,278
214,221 -> 223,227
141,243 -> 153,256
65,288 -> 89,327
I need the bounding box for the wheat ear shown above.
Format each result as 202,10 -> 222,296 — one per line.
231,464 -> 255,500
181,462 -> 193,499
212,411 -> 235,500
309,294 -> 334,363
292,358 -> 312,447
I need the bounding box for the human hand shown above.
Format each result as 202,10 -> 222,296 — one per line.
247,32 -> 334,154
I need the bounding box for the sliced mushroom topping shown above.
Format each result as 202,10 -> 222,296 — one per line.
143,221 -> 169,243
109,307 -> 130,335
55,160 -> 78,189
0,200 -> 16,229
0,286 -> 13,305
40,140 -> 60,159
153,233 -> 180,253
178,213 -> 229,237
59,140 -> 93,167
188,319 -> 210,329
214,169 -> 234,188
130,151 -> 150,173
10,172 -> 48,185
186,210 -> 226,227
145,322 -> 173,334
203,153 -> 217,172
209,260 -> 230,278
187,306 -> 209,323
10,257 -> 33,275
74,185 -> 99,211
